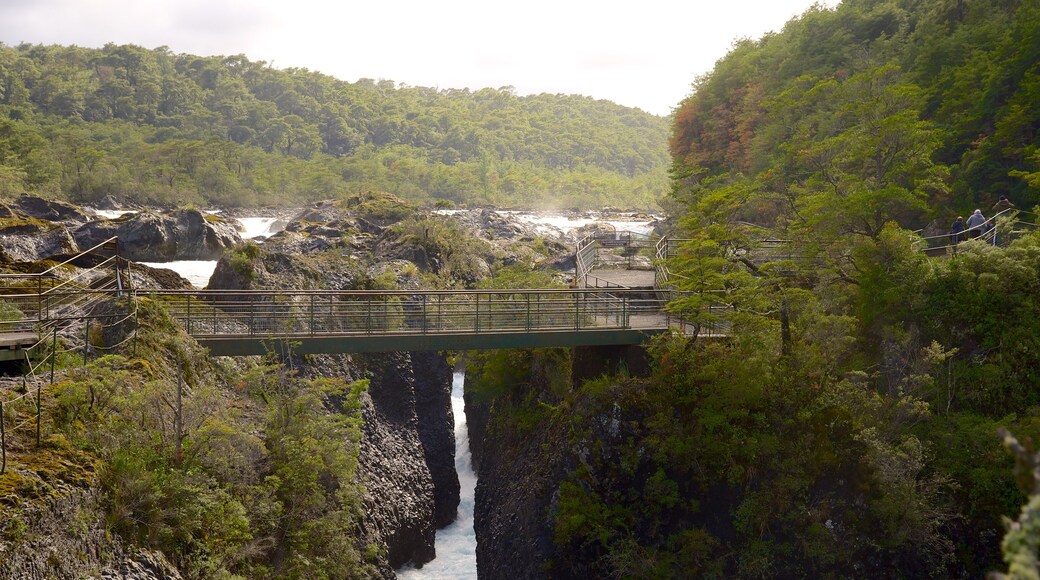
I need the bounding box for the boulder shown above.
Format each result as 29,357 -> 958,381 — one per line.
12,195 -> 92,223
73,209 -> 242,262
0,218 -> 79,263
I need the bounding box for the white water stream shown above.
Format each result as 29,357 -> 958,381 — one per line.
398,371 -> 478,579
135,217 -> 285,288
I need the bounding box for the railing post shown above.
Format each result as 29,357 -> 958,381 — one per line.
35,380 -> 41,448
249,296 -> 255,335
1,400 -> 6,474
49,327 -> 57,385
422,294 -> 428,334
475,294 -> 480,333
83,319 -> 89,366
575,292 -> 580,330
366,299 -> 372,334
186,294 -> 192,335
526,293 -> 532,332
309,294 -> 315,336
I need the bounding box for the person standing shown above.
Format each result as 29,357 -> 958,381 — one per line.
993,195 -> 1015,212
949,216 -> 965,245
966,209 -> 987,239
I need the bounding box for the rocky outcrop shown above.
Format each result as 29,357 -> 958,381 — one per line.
0,487 -> 181,580
125,263 -> 194,290
12,195 -> 92,224
471,393 -> 565,579
73,209 -> 241,261
412,351 -> 460,528
101,551 -> 182,580
355,352 -> 437,569
0,218 -> 79,263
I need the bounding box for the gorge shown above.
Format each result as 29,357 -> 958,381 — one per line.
0,193 -> 663,578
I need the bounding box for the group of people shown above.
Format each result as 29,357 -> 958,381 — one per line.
948,195 -> 1015,245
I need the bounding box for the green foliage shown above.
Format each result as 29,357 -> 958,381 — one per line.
0,299 -> 23,331
35,300 -> 377,578
0,43 -> 669,209
672,0 -> 1038,219
227,242 -> 262,282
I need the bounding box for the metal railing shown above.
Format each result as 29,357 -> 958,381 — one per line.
138,288 -> 666,338
0,237 -> 133,473
575,230 -> 655,288
912,209 -> 1039,256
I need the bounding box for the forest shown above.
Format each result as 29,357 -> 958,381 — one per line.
465,0 -> 1040,577
0,43 -> 669,209
3,0 -> 1040,577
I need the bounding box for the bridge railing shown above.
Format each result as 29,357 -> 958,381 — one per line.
912,208 -> 1038,256
576,230 -> 655,288
137,288 -> 678,338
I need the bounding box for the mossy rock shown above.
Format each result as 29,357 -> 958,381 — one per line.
0,216 -> 60,234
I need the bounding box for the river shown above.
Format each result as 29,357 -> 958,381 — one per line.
130,210 -> 657,289
136,216 -> 285,287
398,370 -> 478,579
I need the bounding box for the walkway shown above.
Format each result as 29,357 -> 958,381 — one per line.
0,230 -> 718,361
140,288 -> 676,356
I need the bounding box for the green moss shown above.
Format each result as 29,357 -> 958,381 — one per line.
228,242 -> 263,282
340,191 -> 416,225
0,216 -> 59,233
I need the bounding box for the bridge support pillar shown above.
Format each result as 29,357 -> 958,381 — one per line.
571,344 -> 651,388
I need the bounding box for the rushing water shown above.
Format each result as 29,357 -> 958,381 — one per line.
137,260 -> 219,288
398,371 -> 478,579
236,216 -> 284,240
500,210 -> 657,237
133,216 -> 286,288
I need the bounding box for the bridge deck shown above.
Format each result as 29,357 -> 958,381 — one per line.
195,326 -> 667,356
586,269 -> 656,288
0,331 -> 36,362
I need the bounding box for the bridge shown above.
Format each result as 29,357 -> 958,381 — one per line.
0,231 -> 717,366
134,288 -> 689,356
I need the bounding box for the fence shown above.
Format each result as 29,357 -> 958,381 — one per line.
0,238 -> 134,474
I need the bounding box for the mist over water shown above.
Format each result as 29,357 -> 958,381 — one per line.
236,217 -> 284,240
398,371 -> 478,579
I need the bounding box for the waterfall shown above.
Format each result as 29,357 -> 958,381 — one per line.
398,371 -> 478,578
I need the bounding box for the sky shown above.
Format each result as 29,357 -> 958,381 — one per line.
0,0 -> 839,117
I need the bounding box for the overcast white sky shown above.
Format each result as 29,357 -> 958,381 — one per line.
0,0 -> 839,116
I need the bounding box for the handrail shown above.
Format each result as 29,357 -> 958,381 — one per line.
912,208 -> 1037,253
0,237 -> 121,279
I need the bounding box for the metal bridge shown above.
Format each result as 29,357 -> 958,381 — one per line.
136,288 -> 691,356
0,231 -> 716,363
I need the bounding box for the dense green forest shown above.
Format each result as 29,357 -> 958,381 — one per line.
669,0 -> 1039,225
0,43 -> 669,209
464,0 -> 1040,577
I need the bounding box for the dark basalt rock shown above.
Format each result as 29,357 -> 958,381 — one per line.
0,219 -> 79,263
356,352 -> 438,569
412,351 -> 461,528
472,394 -> 563,580
12,194 -> 92,224
0,487 -> 181,580
73,209 -> 241,262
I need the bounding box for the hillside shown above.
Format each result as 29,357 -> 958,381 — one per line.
670,0 -> 1039,230
459,0 -> 1040,577
0,43 -> 670,209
